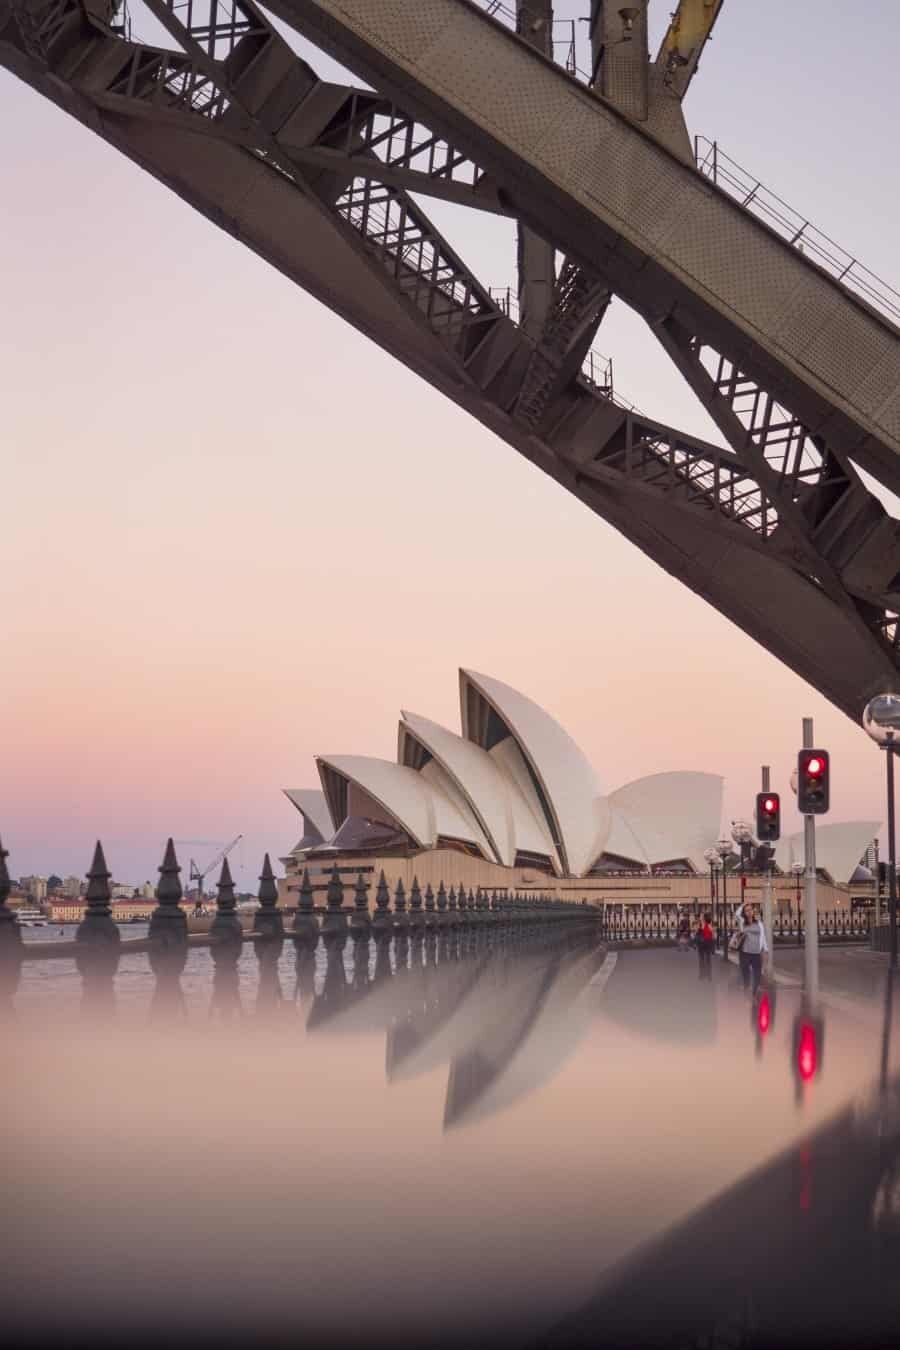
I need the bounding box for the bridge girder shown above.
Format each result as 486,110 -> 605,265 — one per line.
2,0 -> 900,719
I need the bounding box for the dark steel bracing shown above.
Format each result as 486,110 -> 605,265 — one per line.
2,0 -> 900,718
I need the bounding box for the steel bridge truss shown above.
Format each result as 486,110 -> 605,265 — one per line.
2,0 -> 900,717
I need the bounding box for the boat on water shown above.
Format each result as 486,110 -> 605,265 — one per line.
16,907 -> 47,927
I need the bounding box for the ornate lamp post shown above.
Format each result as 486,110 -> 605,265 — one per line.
731,819 -> 754,932
862,694 -> 900,971
702,847 -> 720,924
715,836 -> 731,956
791,861 -> 805,944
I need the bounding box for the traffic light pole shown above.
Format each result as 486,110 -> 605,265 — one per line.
761,765 -> 775,981
884,733 -> 898,971
803,718 -> 819,1005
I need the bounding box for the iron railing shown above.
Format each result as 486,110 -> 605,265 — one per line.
599,907 -> 873,945
488,285 -> 622,403
694,136 -> 900,328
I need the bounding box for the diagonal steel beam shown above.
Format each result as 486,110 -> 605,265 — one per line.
1,5 -> 899,718
256,0 -> 900,495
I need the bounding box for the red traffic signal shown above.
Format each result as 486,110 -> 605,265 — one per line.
797,749 -> 830,815
755,791 -> 781,841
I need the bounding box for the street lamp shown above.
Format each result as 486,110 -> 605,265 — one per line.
703,847 -> 720,924
715,836 -> 731,956
731,819 -> 754,923
862,693 -> 900,970
791,861 -> 805,945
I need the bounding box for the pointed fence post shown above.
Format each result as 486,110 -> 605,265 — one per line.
0,836 -> 22,948
393,878 -> 408,929
292,867 -> 319,941
350,875 -> 371,993
76,841 -> 121,945
350,871 -> 371,936
149,839 -> 188,944
424,882 -> 436,927
254,853 -> 284,938
321,863 -> 348,939
372,871 -> 393,979
210,857 -> 243,940
371,870 -> 393,933
393,878 -> 409,970
409,876 -> 425,929
436,881 -> 448,926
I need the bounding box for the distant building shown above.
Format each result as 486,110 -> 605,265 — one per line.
60,876 -> 83,899
862,839 -> 879,872
280,668 -> 881,913
19,876 -> 48,903
138,882 -> 155,899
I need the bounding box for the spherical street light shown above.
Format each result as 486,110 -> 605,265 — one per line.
862,693 -> 900,969
863,693 -> 900,746
731,820 -> 753,846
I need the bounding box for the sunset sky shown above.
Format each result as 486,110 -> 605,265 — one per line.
2,0 -> 899,888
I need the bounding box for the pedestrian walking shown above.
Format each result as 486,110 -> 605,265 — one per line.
697,912 -> 715,980
677,912 -> 691,953
733,899 -> 753,990
742,906 -> 768,997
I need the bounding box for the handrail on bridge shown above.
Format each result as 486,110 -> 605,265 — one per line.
469,3 -> 900,331
694,136 -> 900,328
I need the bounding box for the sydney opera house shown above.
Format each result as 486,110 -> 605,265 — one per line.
280,670 -> 879,911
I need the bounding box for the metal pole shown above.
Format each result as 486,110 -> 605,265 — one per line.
875,845 -> 881,928
886,735 -> 898,970
721,855 -> 728,958
803,717 -> 819,1004
761,764 -> 775,979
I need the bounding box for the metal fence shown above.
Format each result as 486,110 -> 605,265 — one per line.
599,908 -> 872,945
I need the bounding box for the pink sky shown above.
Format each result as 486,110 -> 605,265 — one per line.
2,1 -> 898,886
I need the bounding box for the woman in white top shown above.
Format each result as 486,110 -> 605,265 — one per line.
742,906 -> 768,997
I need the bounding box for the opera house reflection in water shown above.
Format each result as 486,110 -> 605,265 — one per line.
3,921 -> 899,1350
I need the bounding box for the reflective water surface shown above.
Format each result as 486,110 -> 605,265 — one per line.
2,922 -> 898,1350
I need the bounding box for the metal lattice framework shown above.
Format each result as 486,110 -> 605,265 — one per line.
2,0 -> 900,718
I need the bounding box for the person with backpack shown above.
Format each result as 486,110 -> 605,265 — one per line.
696,912 -> 715,980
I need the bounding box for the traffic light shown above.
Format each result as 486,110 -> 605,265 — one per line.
797,749 -> 830,814
755,791 -> 781,841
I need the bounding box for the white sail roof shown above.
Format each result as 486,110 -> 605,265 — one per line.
317,755 -> 434,846
316,753 -> 493,857
774,820 -> 881,883
489,736 -> 562,873
606,772 -> 724,873
460,669 -> 600,877
400,710 -> 515,865
283,788 -> 333,843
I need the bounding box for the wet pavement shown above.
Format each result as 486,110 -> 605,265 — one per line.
2,925 -> 898,1349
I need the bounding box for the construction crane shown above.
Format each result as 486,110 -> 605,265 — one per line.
186,836 -> 242,905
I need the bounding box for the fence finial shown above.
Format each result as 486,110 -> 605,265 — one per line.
255,853 -> 284,937
292,867 -> 319,940
76,840 -> 120,945
150,838 -> 188,944
211,856 -> 243,940
0,836 -> 22,947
